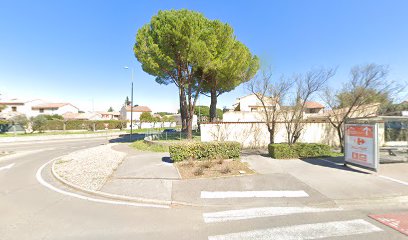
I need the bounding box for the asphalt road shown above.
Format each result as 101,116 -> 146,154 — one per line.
0,137 -> 407,240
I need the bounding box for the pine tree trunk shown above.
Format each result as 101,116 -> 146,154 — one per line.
209,87 -> 217,122
179,87 -> 188,132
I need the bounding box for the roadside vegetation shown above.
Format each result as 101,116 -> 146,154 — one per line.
268,143 -> 343,159
168,141 -> 253,179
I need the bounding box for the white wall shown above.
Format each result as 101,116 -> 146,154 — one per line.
127,122 -> 176,129
200,122 -> 340,148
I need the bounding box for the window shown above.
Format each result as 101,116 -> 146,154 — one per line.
39,108 -> 44,113
12,106 -> 17,112
251,108 -> 257,112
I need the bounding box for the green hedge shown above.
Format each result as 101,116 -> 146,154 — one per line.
169,141 -> 241,162
44,120 -> 127,131
268,143 -> 332,159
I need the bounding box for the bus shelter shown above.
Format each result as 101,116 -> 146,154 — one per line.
345,116 -> 408,171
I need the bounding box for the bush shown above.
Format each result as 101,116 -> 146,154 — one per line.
32,115 -> 48,133
268,143 -> 332,159
169,141 -> 241,162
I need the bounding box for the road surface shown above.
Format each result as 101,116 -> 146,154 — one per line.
1,137 -> 407,239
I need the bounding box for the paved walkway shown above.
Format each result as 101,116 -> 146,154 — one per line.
101,144 -> 179,202
99,144 -> 408,208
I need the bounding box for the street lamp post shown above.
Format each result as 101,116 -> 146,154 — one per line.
124,66 -> 134,142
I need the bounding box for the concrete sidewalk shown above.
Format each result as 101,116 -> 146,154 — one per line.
98,144 -> 408,208
242,154 -> 408,205
101,144 -> 180,202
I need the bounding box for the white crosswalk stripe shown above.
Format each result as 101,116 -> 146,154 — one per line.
201,190 -> 309,199
203,206 -> 342,223
208,219 -> 383,240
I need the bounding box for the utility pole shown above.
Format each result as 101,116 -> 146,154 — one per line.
125,66 -> 134,142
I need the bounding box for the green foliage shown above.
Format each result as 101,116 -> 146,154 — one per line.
134,9 -> 211,84
10,114 -> 29,128
268,143 -> 333,159
32,115 -> 48,133
31,120 -> 127,131
379,102 -> 408,115
42,114 -> 64,120
139,112 -> 154,122
108,107 -> 114,112
169,141 -> 241,162
125,96 -> 131,106
337,87 -> 390,109
156,112 -> 172,117
0,119 -> 9,125
194,105 -> 224,120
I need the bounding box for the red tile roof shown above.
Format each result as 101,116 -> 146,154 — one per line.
32,103 -> 78,110
125,106 -> 152,112
304,101 -> 325,109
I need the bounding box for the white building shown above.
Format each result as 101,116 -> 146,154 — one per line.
224,94 -> 326,122
224,94 -> 278,122
120,105 -> 152,121
97,111 -> 120,120
31,103 -> 79,116
0,98 -> 79,119
0,99 -> 46,118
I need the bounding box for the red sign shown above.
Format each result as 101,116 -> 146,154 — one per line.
345,124 -> 378,170
347,126 -> 374,138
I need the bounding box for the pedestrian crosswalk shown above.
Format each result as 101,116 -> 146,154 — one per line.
201,190 -> 386,239
203,206 -> 342,223
201,190 -> 309,199
207,219 -> 383,240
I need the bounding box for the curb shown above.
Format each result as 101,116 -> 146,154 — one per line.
49,144 -> 408,209
50,161 -> 408,209
50,145 -> 201,207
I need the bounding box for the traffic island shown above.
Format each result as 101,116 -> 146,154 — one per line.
175,159 -> 254,179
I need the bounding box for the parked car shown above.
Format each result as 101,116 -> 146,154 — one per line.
162,128 -> 177,133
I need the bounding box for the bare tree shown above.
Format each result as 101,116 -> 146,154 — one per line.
247,69 -> 292,144
322,64 -> 399,152
282,68 -> 336,144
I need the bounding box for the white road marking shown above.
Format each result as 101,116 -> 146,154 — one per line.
201,190 -> 309,199
36,159 -> 169,209
0,163 -> 15,171
378,175 -> 408,186
203,206 -> 342,223
208,219 -> 383,240
0,148 -> 54,162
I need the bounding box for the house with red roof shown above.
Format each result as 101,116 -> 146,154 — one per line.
31,103 -> 79,116
120,105 -> 152,122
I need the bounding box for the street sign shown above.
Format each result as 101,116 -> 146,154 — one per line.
344,123 -> 379,171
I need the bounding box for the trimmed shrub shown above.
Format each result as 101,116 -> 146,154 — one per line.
169,141 -> 241,162
268,143 -> 332,159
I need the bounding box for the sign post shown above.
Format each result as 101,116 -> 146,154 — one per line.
344,123 -> 379,171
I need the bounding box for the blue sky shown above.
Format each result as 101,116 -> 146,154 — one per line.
0,0 -> 407,112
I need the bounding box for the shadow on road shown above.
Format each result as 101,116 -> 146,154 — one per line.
301,157 -> 370,174
109,134 -> 145,143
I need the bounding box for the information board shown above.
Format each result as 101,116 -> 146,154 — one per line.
344,123 -> 379,171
